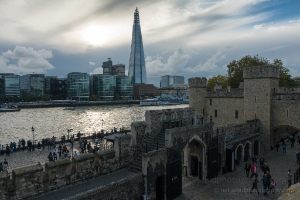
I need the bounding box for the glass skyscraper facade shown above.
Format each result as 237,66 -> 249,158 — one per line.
0,73 -> 20,97
67,72 -> 89,100
20,74 -> 44,96
128,8 -> 147,84
90,74 -> 116,101
116,76 -> 133,100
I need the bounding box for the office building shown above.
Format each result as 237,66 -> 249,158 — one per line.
160,75 -> 185,88
0,73 -> 20,97
90,74 -> 116,101
20,74 -> 44,97
116,76 -> 133,100
67,72 -> 89,100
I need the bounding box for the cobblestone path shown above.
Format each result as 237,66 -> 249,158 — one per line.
177,138 -> 300,200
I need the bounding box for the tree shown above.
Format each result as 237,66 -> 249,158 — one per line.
207,75 -> 229,89
226,55 -> 296,88
227,55 -> 269,88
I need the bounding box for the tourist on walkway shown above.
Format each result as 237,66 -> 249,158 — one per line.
244,161 -> 251,178
262,174 -> 268,195
74,151 -> 78,157
3,159 -> 8,173
250,178 -> 259,195
266,171 -> 271,191
282,142 -> 287,154
270,179 -> 276,194
287,169 -> 292,188
259,155 -> 265,170
250,163 -> 258,178
290,137 -> 295,147
48,152 -> 53,162
58,144 -> 62,158
5,144 -> 10,156
263,163 -> 270,174
53,149 -> 57,161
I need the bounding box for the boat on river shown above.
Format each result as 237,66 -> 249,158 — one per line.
0,104 -> 21,112
63,107 -> 76,110
140,99 -> 179,106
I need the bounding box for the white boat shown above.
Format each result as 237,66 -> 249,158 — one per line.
140,99 -> 180,106
0,104 -> 20,112
63,107 -> 76,110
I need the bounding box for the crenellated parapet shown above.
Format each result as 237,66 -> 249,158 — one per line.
243,65 -> 279,79
188,77 -> 207,88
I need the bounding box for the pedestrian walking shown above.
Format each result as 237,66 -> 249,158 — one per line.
250,178 -> 260,195
287,169 -> 292,188
74,151 -> 78,157
262,174 -> 268,195
270,179 -> 276,194
0,162 -> 3,172
282,142 -> 287,154
266,171 -> 271,191
5,144 -> 10,157
259,155 -> 265,170
244,161 -> 251,178
48,152 -> 53,162
250,163 -> 258,178
3,159 -> 8,173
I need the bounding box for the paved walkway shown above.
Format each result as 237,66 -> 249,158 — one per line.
0,139 -> 111,173
176,137 -> 300,200
29,170 -> 135,200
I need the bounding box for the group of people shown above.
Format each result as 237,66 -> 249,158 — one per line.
47,143 -> 71,161
246,155 -> 277,195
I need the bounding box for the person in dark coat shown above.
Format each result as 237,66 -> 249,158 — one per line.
250,178 -> 259,194
244,162 -> 251,178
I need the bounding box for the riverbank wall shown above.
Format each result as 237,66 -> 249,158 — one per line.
16,101 -> 140,109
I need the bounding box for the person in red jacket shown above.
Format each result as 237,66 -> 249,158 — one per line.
250,162 -> 258,179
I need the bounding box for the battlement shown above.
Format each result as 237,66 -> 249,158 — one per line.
243,65 -> 279,79
188,77 -> 207,88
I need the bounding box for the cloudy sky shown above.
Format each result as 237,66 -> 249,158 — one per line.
0,0 -> 299,87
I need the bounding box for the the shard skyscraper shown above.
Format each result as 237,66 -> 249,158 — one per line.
128,8 -> 147,84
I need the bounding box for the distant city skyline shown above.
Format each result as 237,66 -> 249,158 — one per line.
0,0 -> 299,87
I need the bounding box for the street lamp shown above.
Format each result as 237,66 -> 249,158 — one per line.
31,126 -> 35,151
101,119 -> 104,130
67,129 -> 73,142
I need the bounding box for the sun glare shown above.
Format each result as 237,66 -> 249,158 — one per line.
82,25 -> 109,46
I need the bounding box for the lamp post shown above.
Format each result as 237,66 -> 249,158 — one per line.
67,129 -> 73,142
101,119 -> 104,130
31,126 -> 35,151
70,136 -> 74,157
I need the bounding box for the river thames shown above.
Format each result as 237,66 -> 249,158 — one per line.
0,104 -> 188,144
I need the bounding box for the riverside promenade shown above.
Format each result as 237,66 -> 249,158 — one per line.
1,139 -> 106,174
177,136 -> 300,200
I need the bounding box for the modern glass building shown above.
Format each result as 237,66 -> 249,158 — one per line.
128,8 -> 147,84
20,74 -> 44,97
160,75 -> 185,88
44,76 -> 68,99
67,72 -> 89,100
0,73 -> 20,97
116,76 -> 133,100
90,74 -> 116,101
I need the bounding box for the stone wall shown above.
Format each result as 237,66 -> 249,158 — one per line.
143,149 -> 168,200
206,97 -> 244,128
69,173 -> 144,200
0,135 -> 133,199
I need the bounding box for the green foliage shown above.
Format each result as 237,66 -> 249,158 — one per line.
90,94 -> 99,101
207,75 -> 229,89
41,94 -> 53,101
226,55 -> 297,88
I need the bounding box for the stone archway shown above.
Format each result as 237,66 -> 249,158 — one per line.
273,125 -> 299,145
235,144 -> 244,164
183,137 -> 206,180
244,141 -> 251,162
253,140 -> 259,155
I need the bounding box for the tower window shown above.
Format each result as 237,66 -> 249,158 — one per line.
215,110 -> 217,118
235,110 -> 238,118
210,99 -> 212,105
